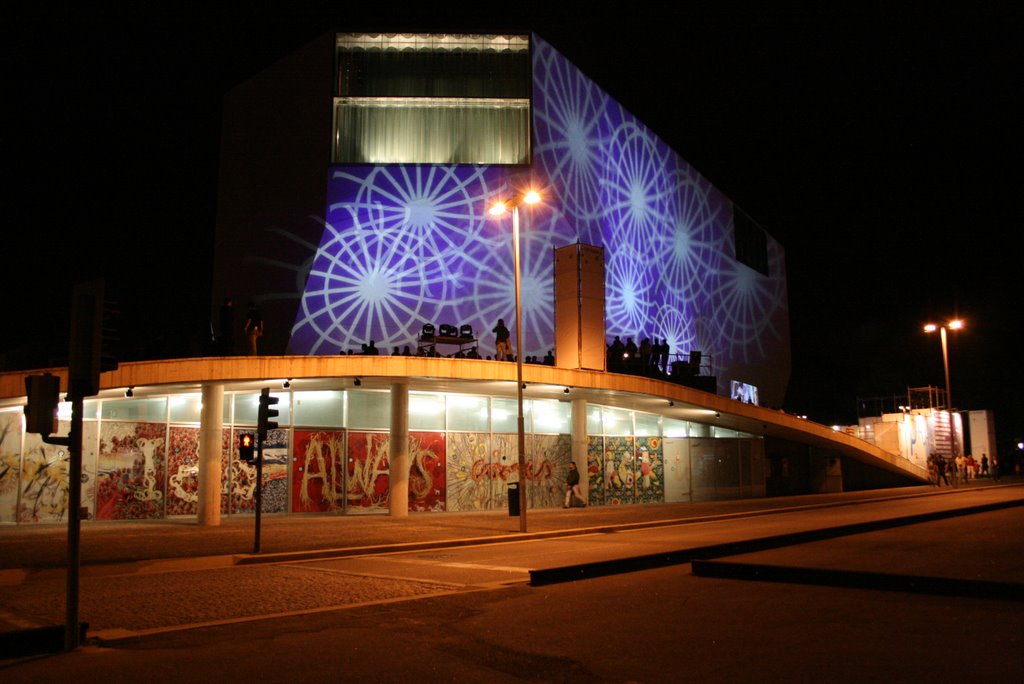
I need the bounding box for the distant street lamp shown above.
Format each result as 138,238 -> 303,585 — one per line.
924,319 -> 964,478
489,190 -> 541,533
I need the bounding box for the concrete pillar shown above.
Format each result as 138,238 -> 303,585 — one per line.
197,383 -> 224,526
571,398 -> 588,499
388,381 -> 409,517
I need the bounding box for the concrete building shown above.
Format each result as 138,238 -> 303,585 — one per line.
0,32 -> 927,525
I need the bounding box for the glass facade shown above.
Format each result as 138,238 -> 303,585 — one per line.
333,33 -> 531,164
0,387 -> 760,524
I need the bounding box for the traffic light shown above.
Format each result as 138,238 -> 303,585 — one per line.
238,432 -> 256,462
24,373 -> 61,435
258,388 -> 279,440
68,279 -> 119,399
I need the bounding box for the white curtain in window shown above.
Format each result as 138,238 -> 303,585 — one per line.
334,97 -> 530,164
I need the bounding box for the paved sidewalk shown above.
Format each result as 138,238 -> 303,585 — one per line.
1,480 -> 1019,573
2,480 -> 1022,659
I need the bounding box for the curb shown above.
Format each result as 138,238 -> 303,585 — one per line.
528,496 -> 1024,586
690,560 -> 1024,601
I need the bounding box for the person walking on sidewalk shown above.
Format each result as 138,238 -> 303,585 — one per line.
564,461 -> 586,508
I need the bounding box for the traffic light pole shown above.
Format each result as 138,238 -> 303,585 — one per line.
22,280 -> 117,651
253,388 -> 278,553
253,439 -> 263,554
36,392 -> 82,651
64,398 -> 83,651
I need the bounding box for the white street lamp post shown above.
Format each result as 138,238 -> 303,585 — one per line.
924,319 -> 964,481
490,190 -> 540,533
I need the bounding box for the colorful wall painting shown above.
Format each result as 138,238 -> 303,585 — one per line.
229,428 -> 288,514
408,431 -> 445,512
95,421 -> 166,520
0,411 -> 22,522
634,436 -> 664,503
603,436 -> 635,505
446,432 -> 493,511
166,426 -> 200,516
292,430 -> 345,513
490,432 -> 518,510
586,436 -> 605,506
221,427 -> 233,514
527,434 -> 572,509
18,432 -> 70,523
347,431 -> 390,511
81,420 -> 98,520
343,431 -> 447,512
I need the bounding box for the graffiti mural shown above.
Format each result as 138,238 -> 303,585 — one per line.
292,430 -> 345,513
344,431 -> 447,512
18,432 -> 70,523
96,422 -> 166,520
490,432 -> 519,510
586,436 -> 605,506
446,432 -> 493,511
446,432 -> 569,511
230,428 -> 288,514
347,432 -> 390,511
634,436 -> 664,503
528,434 -> 571,509
81,420 -> 98,520
408,432 -> 445,512
603,436 -> 635,505
166,426 -> 200,516
0,411 -> 22,522
220,427 -> 232,514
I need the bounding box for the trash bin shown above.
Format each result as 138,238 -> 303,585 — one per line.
507,482 -> 520,516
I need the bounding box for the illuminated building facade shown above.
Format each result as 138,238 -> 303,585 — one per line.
0,33 -> 925,526
214,32 -> 790,403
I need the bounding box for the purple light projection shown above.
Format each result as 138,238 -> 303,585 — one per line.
289,35 -> 790,403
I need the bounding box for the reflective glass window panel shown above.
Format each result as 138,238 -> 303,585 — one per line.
491,397 -> 528,433
409,392 -> 445,430
169,394 -> 203,423
293,391 -> 345,428
601,407 -> 632,436
634,411 -> 660,436
446,394 -> 489,432
532,399 -> 570,434
100,397 -> 167,421
347,390 -> 391,429
663,417 -> 690,438
587,404 -> 604,435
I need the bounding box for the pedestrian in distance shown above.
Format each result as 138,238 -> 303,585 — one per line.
936,457 -> 950,486
219,297 -> 235,355
564,461 -> 586,508
243,302 -> 263,356
493,318 -> 512,361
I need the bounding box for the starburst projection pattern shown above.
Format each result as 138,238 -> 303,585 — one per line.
290,35 -> 789,398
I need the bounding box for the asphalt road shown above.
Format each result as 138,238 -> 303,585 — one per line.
1,483 -> 1022,681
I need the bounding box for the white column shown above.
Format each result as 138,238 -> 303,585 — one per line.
197,383 -> 224,526
572,398 -> 588,500
388,381 -> 409,517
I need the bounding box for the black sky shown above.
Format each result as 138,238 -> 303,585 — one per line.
4,4 -> 1023,447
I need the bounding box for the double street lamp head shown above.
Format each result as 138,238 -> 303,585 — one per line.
489,190 -> 542,216
924,319 -> 964,333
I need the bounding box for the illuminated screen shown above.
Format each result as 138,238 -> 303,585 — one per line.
290,35 -> 790,400
730,381 -> 760,406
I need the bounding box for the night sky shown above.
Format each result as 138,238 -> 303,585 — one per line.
4,5 -> 1022,448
